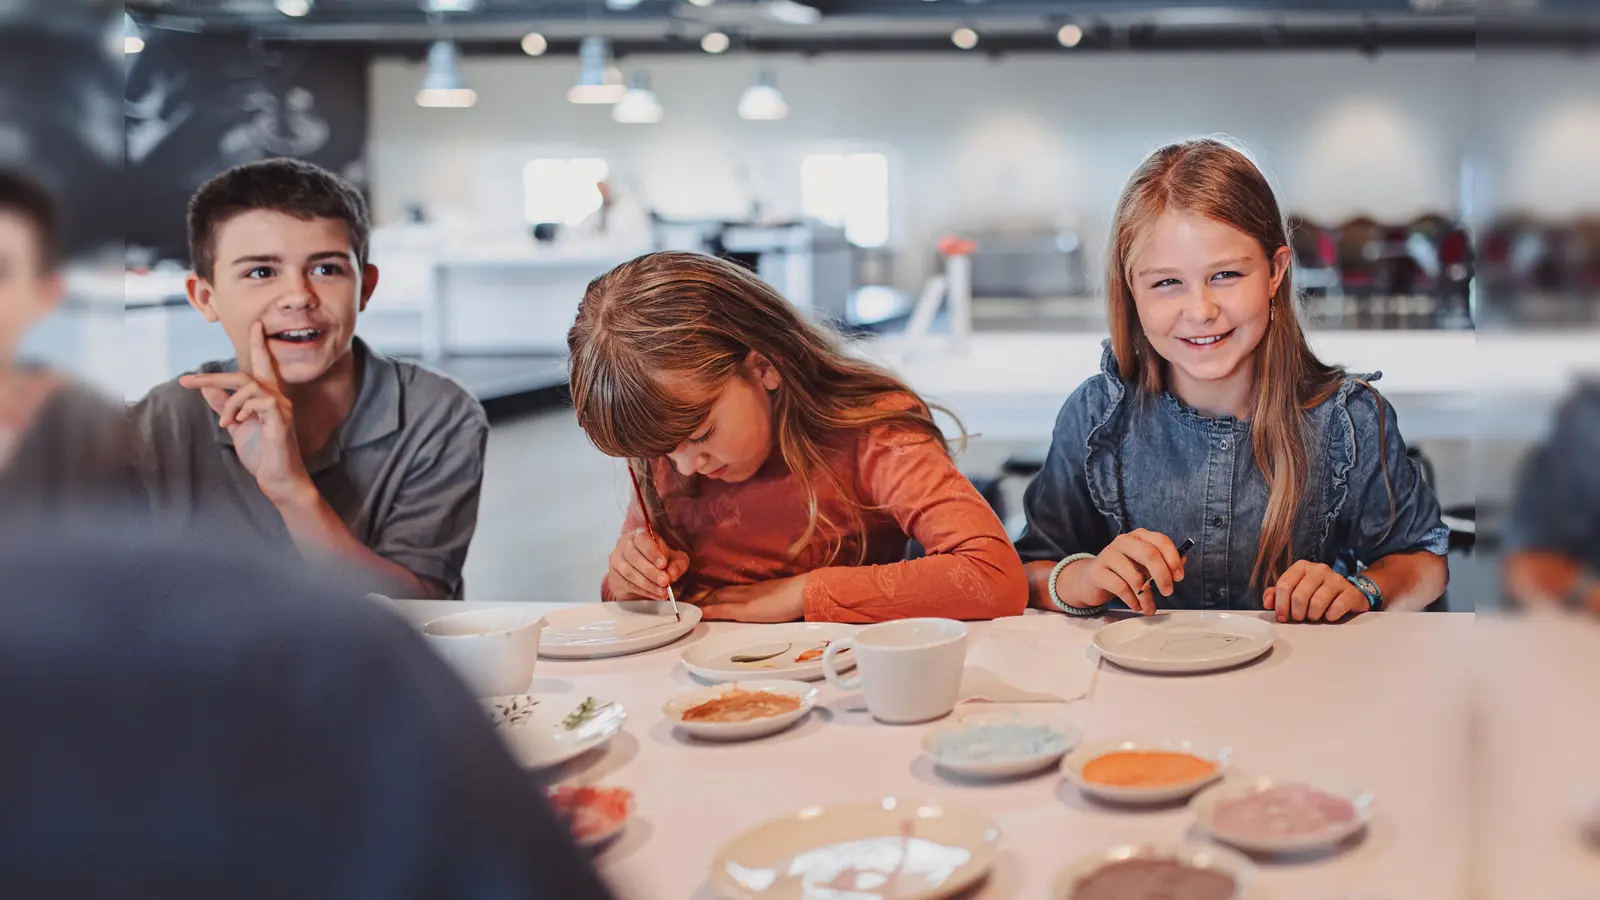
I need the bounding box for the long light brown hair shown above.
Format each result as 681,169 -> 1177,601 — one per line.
568,251 -> 956,565
1107,138 -> 1391,588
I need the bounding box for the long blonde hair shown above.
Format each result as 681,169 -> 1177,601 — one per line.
568,251 -> 956,565
1106,138 -> 1390,588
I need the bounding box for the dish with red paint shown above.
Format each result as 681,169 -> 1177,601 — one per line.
546,784 -> 634,847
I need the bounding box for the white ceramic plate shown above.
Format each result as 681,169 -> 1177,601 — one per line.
539,601 -> 702,659
709,798 -> 1001,900
1051,842 -> 1255,900
1190,776 -> 1374,855
663,680 -> 819,741
482,693 -> 627,769
1093,612 -> 1276,675
922,712 -> 1083,778
1061,737 -> 1231,805
681,622 -> 861,683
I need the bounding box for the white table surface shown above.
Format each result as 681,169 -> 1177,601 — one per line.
391,601 -> 1475,900
1475,614 -> 1600,900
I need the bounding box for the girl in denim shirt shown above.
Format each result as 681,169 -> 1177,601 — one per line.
1018,139 -> 1449,623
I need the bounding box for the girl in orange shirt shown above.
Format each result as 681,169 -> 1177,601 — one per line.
567,251 -> 1027,624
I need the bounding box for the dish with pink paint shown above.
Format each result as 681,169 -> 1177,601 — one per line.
1191,778 -> 1373,854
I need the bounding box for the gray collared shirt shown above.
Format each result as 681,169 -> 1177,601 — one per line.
130,339 -> 489,598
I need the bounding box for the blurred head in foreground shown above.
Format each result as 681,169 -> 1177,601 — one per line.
0,518 -> 616,900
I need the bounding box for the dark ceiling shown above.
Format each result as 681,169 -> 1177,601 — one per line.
120,1 -> 1594,55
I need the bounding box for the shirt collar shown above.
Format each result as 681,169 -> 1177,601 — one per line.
209,338 -> 402,470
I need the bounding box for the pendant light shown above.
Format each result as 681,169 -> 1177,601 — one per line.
416,40 -> 477,108
613,72 -> 664,123
568,36 -> 626,104
737,69 -> 788,121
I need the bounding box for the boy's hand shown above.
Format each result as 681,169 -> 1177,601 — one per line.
179,322 -> 315,507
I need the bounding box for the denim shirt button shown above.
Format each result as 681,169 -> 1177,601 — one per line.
1211,515 -> 1224,527
1219,438 -> 1230,450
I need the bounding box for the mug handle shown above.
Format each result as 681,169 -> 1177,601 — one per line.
822,638 -> 861,691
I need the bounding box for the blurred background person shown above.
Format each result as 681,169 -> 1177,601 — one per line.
0,166 -> 130,514
1502,383 -> 1600,613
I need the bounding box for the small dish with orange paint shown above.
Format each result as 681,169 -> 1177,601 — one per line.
1062,738 -> 1231,804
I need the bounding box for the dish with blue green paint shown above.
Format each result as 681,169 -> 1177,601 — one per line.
923,715 -> 1082,778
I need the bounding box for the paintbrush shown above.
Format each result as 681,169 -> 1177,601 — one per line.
626,466 -> 680,622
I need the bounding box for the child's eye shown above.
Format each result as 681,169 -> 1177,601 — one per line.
1150,278 -> 1181,289
245,267 -> 274,280
312,263 -> 348,277
687,427 -> 715,445
1211,271 -> 1243,282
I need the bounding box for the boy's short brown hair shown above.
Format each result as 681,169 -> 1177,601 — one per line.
187,158 -> 369,281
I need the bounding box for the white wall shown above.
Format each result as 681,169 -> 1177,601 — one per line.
369,51 -> 1475,291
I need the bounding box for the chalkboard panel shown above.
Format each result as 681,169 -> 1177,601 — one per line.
124,28 -> 369,264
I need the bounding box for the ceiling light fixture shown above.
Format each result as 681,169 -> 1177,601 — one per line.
613,72 -> 664,123
568,36 -> 627,104
123,12 -> 145,54
737,69 -> 789,121
416,40 -> 477,108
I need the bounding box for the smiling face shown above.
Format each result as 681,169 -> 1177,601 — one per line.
662,354 -> 781,483
185,209 -> 378,386
1127,208 -> 1291,398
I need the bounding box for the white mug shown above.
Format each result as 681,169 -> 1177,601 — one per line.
823,618 -> 969,724
421,608 -> 544,697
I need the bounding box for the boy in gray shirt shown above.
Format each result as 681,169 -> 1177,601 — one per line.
132,159 -> 487,599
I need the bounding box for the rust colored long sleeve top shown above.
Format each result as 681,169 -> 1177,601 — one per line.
602,412 -> 1028,623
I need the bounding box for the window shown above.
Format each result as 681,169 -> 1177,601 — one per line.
800,152 -> 889,248
523,157 -> 609,226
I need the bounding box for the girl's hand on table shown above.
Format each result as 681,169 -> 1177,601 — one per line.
1264,561 -> 1368,623
699,576 -> 807,623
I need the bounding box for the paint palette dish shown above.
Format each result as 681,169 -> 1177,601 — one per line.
539,601 -> 702,659
1191,777 -> 1373,855
1061,737 -> 1231,805
708,797 -> 1002,900
663,680 -> 820,741
1093,612 -> 1276,675
481,693 -> 627,769
546,783 -> 634,848
1052,842 -> 1255,900
681,622 -> 861,683
922,712 -> 1083,778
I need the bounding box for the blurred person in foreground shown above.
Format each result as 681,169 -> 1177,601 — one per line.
0,516 -> 617,900
1503,383 -> 1600,613
0,167 -> 130,513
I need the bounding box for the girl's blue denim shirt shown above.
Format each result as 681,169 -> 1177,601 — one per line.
1016,342 -> 1449,610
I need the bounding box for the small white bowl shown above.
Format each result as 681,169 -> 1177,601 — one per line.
922,712 -> 1082,778
1052,842 -> 1254,900
1060,737 -> 1231,805
662,680 -> 819,741
1190,775 -> 1374,855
